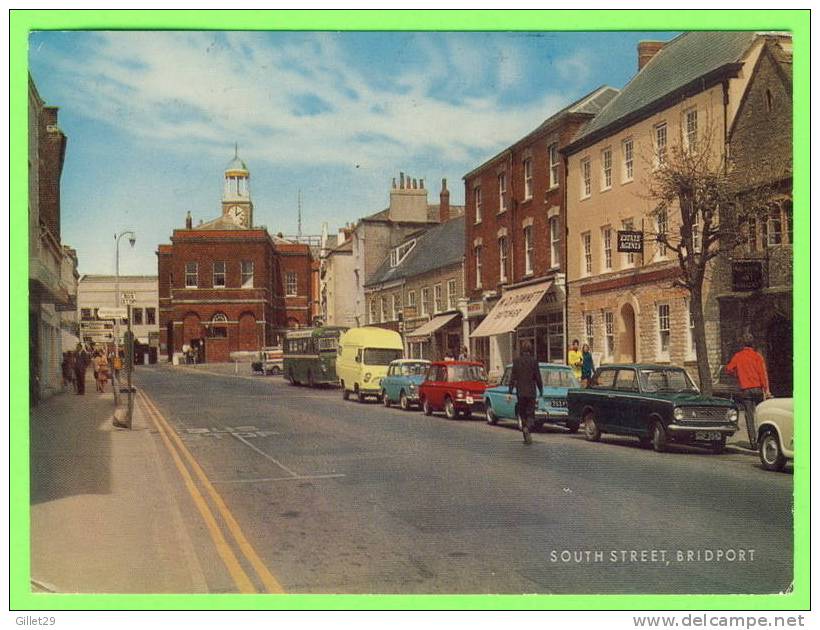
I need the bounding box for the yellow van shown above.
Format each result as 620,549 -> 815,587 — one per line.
337,327 -> 404,402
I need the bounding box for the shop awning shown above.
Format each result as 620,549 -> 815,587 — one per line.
470,281 -> 553,338
406,312 -> 460,339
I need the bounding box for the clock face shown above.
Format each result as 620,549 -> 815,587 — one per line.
228,206 -> 246,226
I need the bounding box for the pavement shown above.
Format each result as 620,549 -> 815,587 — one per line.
29,372 -> 209,593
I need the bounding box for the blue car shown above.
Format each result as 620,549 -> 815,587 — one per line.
484,363 -> 581,432
380,359 -> 431,410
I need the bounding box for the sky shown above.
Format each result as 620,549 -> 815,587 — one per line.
29,30 -> 678,276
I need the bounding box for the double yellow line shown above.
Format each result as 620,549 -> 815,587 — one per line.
138,390 -> 285,594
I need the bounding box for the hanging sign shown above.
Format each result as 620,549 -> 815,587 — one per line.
617,230 -> 644,253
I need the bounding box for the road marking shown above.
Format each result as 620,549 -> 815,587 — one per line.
140,390 -> 285,594
138,391 -> 257,594
229,432 -> 302,478
212,474 -> 346,484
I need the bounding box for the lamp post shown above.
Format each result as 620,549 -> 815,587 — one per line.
114,230 -> 136,409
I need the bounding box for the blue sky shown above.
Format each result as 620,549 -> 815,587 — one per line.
29,30 -> 677,275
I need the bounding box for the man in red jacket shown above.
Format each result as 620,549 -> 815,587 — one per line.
726,333 -> 772,449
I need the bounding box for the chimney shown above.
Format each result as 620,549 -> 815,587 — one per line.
185,211 -> 192,229
638,40 -> 665,71
439,178 -> 450,223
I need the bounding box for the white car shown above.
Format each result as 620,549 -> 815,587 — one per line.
756,398 -> 793,472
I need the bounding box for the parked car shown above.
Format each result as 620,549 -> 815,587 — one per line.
336,327 -> 404,402
380,359 -> 431,410
251,347 -> 284,375
567,364 -> 739,453
711,365 -> 742,404
756,397 -> 794,472
418,361 -> 488,419
484,363 -> 581,432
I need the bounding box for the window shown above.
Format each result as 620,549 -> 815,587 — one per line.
622,138 -> 634,182
474,245 -> 483,288
474,186 -> 482,223
685,299 -> 696,360
601,226 -> 612,270
392,294 -> 401,321
655,123 -> 668,166
213,261 -> 226,287
434,284 -> 443,313
132,308 -> 143,325
407,290 -> 416,309
614,369 -> 638,392
604,311 -> 614,360
747,215 -> 758,251
498,173 -> 507,213
692,212 -> 702,253
241,261 -> 254,288
582,231 -> 592,275
447,279 -> 457,310
81,308 -> 92,321
585,313 -> 594,351
580,158 -> 591,199
784,200 -> 793,243
601,147 -> 612,190
498,236 -> 508,282
185,262 -> 198,288
381,297 -> 389,322
524,225 -> 534,275
685,108 -> 698,151
286,272 -> 298,296
622,218 -> 635,265
146,307 -> 156,325
549,143 -> 559,189
369,299 -> 378,324
549,216 -> 560,268
767,205 -> 782,246
523,158 -> 533,200
656,207 -> 668,257
421,287 -> 432,316
657,303 -> 670,360
390,239 -> 416,267
592,368 -> 617,389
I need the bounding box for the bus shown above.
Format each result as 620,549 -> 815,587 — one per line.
283,326 -> 347,387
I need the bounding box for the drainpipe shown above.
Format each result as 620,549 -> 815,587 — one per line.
562,151 -> 570,366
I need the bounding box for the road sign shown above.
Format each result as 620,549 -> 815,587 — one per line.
81,321 -> 114,332
121,292 -> 136,305
97,307 -> 128,319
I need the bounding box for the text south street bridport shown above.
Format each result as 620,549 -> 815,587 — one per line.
549,549 -> 757,564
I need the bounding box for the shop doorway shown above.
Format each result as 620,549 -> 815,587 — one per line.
766,316 -> 792,397
619,303 -> 637,363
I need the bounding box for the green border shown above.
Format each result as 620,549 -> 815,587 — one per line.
11,9 -> 809,611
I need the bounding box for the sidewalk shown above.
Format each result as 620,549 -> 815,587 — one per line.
726,410 -> 758,454
29,374 -> 209,593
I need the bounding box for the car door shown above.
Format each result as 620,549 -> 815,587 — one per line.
494,367 -> 515,419
613,368 -> 641,434
589,368 -> 618,429
383,365 -> 396,401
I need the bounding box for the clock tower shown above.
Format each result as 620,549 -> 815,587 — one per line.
222,144 -> 253,228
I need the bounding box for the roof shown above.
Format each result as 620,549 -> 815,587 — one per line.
339,326 -> 404,347
389,359 -> 431,365
360,203 -> 463,224
364,216 -> 465,287
195,214 -> 249,230
79,275 -> 158,282
464,85 -> 619,180
567,31 -> 759,151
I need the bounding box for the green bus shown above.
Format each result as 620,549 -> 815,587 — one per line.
283,326 -> 347,387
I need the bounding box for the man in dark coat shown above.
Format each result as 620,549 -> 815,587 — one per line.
73,344 -> 89,395
508,341 -> 543,444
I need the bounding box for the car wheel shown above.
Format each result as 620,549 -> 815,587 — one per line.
288,370 -> 297,386
485,403 -> 498,425
639,436 -> 653,449
422,398 -> 433,416
271,366 -> 282,376
341,382 -> 349,400
382,390 -> 390,407
566,420 -> 580,434
399,391 -> 410,410
710,437 -> 727,455
356,386 -> 366,403
444,397 -> 457,420
650,421 -> 668,453
583,411 -> 601,442
759,429 -> 786,471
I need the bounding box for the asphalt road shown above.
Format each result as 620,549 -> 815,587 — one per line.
135,364 -> 793,595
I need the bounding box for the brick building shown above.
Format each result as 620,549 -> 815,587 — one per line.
462,86 -> 618,379
364,194 -> 465,359
716,36 -> 793,396
563,32 -> 776,381
157,152 -> 313,363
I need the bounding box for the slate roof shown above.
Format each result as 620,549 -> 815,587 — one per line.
365,216 -> 465,287
568,31 -> 759,151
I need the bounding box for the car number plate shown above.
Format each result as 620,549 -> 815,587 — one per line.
695,431 -> 722,441
466,396 -> 474,404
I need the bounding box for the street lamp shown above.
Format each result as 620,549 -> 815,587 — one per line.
113,230 -> 136,412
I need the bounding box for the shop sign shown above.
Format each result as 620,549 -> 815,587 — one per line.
732,261 -> 764,291
617,230 -> 644,253
149,331 -> 160,348
467,301 -> 486,317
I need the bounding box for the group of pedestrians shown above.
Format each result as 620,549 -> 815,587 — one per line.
60,344 -> 125,395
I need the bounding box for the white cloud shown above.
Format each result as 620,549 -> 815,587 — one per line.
555,49 -> 593,85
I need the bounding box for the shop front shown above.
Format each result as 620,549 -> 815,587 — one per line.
405,312 -> 462,360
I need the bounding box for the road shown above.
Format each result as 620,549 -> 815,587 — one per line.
134,364 -> 793,595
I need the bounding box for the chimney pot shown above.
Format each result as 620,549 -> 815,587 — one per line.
185,210 -> 193,229
400,172 -> 405,189
439,177 -> 451,223
638,40 -> 665,71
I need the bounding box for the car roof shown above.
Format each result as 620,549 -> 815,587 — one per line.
597,364 -> 688,370
504,362 -> 571,369
389,359 -> 431,365
430,360 -> 483,366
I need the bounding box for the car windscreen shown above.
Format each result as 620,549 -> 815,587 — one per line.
540,368 -> 579,388
400,362 -> 429,376
448,365 -> 487,382
639,368 -> 698,393
364,348 -> 403,365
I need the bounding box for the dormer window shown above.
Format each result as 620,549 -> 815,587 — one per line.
390,239 -> 416,267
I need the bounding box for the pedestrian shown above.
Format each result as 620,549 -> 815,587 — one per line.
508,340 -> 543,444
61,351 -> 74,391
73,344 -> 89,395
97,351 -> 110,392
458,346 -> 470,361
567,339 -> 583,381
726,332 -> 772,449
581,343 -> 595,387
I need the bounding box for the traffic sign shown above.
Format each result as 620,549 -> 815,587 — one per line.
97,307 -> 128,319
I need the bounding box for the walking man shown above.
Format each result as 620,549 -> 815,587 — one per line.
726,332 -> 772,449
73,344 -> 89,395
508,340 -> 543,444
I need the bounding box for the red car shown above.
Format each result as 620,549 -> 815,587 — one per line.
418,361 -> 488,419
